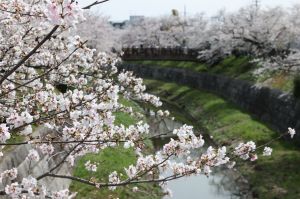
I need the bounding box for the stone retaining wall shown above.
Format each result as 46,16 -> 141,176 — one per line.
0,127 -> 72,198
119,63 -> 300,141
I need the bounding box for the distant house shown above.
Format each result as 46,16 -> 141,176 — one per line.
110,15 -> 145,29
129,16 -> 144,24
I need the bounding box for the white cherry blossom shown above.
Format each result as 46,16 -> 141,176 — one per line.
263,147 -> 273,156
288,127 -> 296,138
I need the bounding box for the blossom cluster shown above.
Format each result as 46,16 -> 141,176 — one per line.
0,1 -> 296,198
108,171 -> 120,190
0,1 -> 172,197
234,141 -> 257,161
0,124 -> 10,143
4,175 -> 42,198
46,0 -> 85,25
85,160 -> 98,172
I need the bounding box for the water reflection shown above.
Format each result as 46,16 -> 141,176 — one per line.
163,172 -> 232,199
149,116 -> 252,199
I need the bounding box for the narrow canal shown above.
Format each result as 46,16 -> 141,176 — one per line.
145,104 -> 252,199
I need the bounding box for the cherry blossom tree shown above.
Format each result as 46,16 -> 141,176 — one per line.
121,17 -> 162,47
219,5 -> 300,72
120,4 -> 300,71
75,12 -> 122,53
121,11 -> 208,48
0,0 -> 296,198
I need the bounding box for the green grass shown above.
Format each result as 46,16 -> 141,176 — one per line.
70,98 -> 162,199
256,70 -> 295,92
125,60 -> 208,72
70,147 -> 162,199
144,79 -> 300,199
3,134 -> 25,153
125,56 -> 296,92
144,79 -> 275,144
125,56 -> 256,80
211,56 -> 256,80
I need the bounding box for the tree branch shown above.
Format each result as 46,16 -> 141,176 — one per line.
0,41 -> 87,98
0,25 -> 59,85
82,0 -> 110,10
43,171 -> 194,188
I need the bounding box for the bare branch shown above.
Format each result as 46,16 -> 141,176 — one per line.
82,0 -> 110,10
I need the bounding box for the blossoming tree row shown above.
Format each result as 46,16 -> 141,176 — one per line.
119,5 -> 300,71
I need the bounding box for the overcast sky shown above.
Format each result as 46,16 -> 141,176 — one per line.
78,0 -> 300,21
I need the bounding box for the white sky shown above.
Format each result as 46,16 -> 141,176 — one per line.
78,0 -> 300,21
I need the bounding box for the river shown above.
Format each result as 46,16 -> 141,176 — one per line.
147,111 -> 252,199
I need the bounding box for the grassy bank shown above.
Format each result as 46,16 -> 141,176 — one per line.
125,56 -> 296,92
144,79 -> 300,199
70,99 -> 163,199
